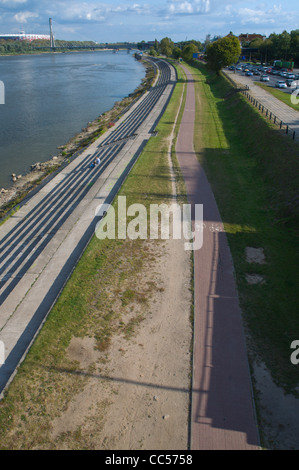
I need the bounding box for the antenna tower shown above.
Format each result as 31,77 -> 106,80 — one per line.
49,18 -> 55,49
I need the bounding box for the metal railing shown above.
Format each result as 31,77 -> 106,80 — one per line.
241,89 -> 297,141
223,71 -> 298,141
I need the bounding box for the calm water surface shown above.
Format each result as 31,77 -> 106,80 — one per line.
0,50 -> 145,188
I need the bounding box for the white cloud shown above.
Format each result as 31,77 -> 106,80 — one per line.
0,0 -> 298,42
44,1 -> 151,24
0,0 -> 27,4
237,4 -> 289,26
168,0 -> 210,14
13,11 -> 38,23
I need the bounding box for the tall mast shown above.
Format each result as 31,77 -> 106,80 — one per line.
49,18 -> 55,49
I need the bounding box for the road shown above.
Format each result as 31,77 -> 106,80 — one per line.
231,67 -> 299,95
224,68 -> 299,138
0,57 -> 176,395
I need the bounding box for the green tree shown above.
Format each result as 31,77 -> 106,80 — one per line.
250,37 -> 274,64
290,30 -> 299,66
269,31 -> 291,60
205,34 -> 241,75
172,46 -> 182,60
149,47 -> 158,57
160,37 -> 174,57
154,39 -> 159,53
182,43 -> 198,62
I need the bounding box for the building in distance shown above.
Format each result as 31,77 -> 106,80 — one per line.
238,33 -> 266,45
0,32 -> 50,42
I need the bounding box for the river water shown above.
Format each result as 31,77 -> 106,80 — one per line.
0,50 -> 145,189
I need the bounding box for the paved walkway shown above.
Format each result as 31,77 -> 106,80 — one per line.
0,60 -> 176,396
224,69 -> 299,138
177,65 -> 260,450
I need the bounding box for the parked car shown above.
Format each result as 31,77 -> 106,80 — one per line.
286,73 -> 295,79
260,75 -> 269,81
286,79 -> 296,87
245,71 -> 253,76
275,80 -> 287,88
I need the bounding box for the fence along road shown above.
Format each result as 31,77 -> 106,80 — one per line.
0,57 -> 176,396
224,69 -> 299,140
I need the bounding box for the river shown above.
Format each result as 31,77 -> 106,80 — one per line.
0,50 -> 145,189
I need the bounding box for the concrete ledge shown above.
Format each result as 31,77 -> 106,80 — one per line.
0,58 -> 176,396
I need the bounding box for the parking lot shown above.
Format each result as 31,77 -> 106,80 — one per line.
224,64 -> 299,141
227,63 -> 299,95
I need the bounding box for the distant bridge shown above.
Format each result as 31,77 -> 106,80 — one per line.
30,44 -> 135,52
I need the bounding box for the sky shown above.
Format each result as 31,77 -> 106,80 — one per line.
0,0 -> 298,43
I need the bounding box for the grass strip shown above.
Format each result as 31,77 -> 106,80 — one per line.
185,60 -> 299,395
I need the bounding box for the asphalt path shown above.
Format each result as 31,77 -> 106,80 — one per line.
177,64 -> 260,450
0,57 -> 176,395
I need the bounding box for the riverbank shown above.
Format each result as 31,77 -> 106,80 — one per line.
0,48 -> 114,57
0,57 -> 155,220
0,59 -> 193,451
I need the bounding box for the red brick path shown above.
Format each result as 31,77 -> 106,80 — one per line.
176,65 -> 260,450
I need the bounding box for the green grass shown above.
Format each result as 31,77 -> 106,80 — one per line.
255,81 -> 299,111
0,62 -> 188,450
186,60 -> 299,395
0,205 -> 20,226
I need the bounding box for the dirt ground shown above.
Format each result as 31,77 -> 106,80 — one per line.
47,95 -> 193,450
50,236 -> 193,450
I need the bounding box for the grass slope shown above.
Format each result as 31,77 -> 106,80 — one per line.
187,60 -> 299,394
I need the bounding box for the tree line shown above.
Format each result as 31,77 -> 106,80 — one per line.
245,30 -> 299,66
146,37 -> 203,62
146,35 -> 241,75
0,39 -> 100,54
145,28 -> 299,73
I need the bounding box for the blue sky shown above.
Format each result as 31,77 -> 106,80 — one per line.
0,0 -> 298,43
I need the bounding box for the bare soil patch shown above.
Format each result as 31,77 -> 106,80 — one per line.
50,237 -> 192,450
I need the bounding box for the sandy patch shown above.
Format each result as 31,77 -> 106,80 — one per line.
246,247 -> 266,264
50,237 -> 193,450
245,274 -> 265,285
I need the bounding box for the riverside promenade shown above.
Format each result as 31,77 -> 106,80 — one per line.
177,65 -> 260,450
0,58 -> 176,396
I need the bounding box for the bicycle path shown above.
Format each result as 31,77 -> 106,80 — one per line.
177,65 -> 260,450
